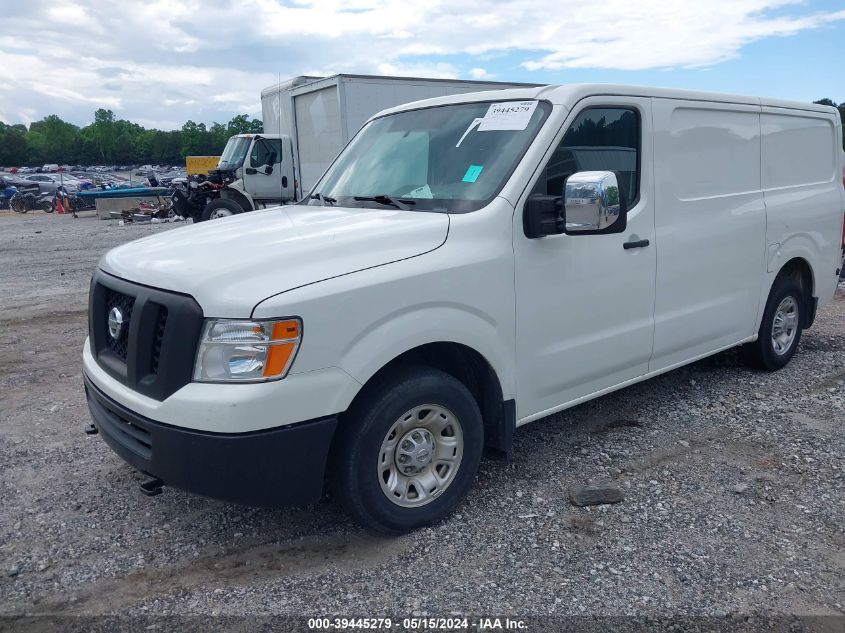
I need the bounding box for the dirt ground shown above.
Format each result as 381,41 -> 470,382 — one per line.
0,210 -> 843,629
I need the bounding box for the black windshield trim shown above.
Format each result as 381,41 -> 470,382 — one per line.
304,99 -> 553,214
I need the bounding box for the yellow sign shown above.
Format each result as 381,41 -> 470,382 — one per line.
185,156 -> 220,175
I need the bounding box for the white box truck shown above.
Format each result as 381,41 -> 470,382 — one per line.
83,84 -> 844,533
198,74 -> 538,220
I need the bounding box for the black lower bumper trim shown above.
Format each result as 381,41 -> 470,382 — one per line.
84,374 -> 338,507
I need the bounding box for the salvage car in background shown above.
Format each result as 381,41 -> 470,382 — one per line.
24,174 -> 80,195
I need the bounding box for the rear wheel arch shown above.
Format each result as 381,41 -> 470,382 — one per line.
775,257 -> 815,327
777,257 -> 814,298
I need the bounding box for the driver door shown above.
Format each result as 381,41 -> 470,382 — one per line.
243,137 -> 288,201
513,97 -> 657,421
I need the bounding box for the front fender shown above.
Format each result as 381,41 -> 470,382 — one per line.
337,302 -> 513,400
222,181 -> 254,211
253,249 -> 516,408
253,201 -> 517,411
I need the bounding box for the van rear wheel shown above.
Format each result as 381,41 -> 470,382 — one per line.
741,277 -> 804,371
331,367 -> 483,534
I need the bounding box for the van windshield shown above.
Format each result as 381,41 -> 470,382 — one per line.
307,100 -> 551,213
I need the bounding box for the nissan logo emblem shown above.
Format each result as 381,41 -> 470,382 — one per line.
108,306 -> 124,340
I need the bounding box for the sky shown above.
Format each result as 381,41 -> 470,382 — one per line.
1,0 -> 844,130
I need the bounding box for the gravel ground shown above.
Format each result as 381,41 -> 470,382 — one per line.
0,211 -> 843,627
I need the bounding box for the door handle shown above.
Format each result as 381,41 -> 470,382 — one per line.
623,238 -> 650,250
245,167 -> 257,175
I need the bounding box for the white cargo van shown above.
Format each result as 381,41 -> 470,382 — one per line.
83,84 -> 844,533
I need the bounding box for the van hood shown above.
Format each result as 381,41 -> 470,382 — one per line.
99,205 -> 449,317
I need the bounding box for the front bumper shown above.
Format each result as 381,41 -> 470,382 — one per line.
84,374 -> 338,507
82,337 -> 360,433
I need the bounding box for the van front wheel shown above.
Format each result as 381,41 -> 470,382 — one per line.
331,367 -> 483,534
742,277 -> 804,370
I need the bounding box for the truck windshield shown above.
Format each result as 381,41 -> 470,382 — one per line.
218,137 -> 251,169
308,100 -> 551,213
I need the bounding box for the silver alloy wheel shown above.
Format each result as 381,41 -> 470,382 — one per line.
378,404 -> 464,508
771,296 -> 799,355
209,208 -> 234,219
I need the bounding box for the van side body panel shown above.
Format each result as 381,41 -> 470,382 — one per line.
759,107 -> 843,316
649,99 -> 767,371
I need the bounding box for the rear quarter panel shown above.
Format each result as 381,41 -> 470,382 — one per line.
760,107 -> 843,315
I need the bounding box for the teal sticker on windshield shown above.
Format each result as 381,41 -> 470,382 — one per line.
462,165 -> 483,183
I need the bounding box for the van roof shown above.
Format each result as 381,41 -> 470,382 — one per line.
374,83 -> 837,118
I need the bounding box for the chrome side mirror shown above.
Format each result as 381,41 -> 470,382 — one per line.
563,171 -> 626,234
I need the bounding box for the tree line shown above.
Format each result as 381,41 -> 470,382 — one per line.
0,109 -> 262,167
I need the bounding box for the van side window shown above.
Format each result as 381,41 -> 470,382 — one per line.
533,107 -> 640,206
250,139 -> 282,167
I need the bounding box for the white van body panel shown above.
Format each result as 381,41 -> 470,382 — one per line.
254,197 -> 519,404
760,106 -> 843,311
98,205 -> 448,318
649,99 -> 767,370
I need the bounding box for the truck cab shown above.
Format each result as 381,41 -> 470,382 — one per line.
203,134 -> 296,220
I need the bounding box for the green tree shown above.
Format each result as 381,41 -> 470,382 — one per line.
88,108 -> 117,162
26,115 -> 79,163
0,123 -> 29,166
180,120 -> 209,157
227,114 -> 262,135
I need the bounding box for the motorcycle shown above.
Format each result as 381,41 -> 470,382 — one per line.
10,188 -> 39,213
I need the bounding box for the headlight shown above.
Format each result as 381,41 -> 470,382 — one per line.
194,318 -> 302,382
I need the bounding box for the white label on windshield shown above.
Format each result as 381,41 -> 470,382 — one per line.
478,101 -> 537,131
408,184 -> 433,199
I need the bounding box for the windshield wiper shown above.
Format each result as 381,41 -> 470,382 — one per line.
353,194 -> 416,210
309,192 -> 336,206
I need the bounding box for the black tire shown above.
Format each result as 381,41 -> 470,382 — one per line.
331,366 -> 484,534
11,195 -> 27,213
201,198 -> 244,222
741,277 -> 804,371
